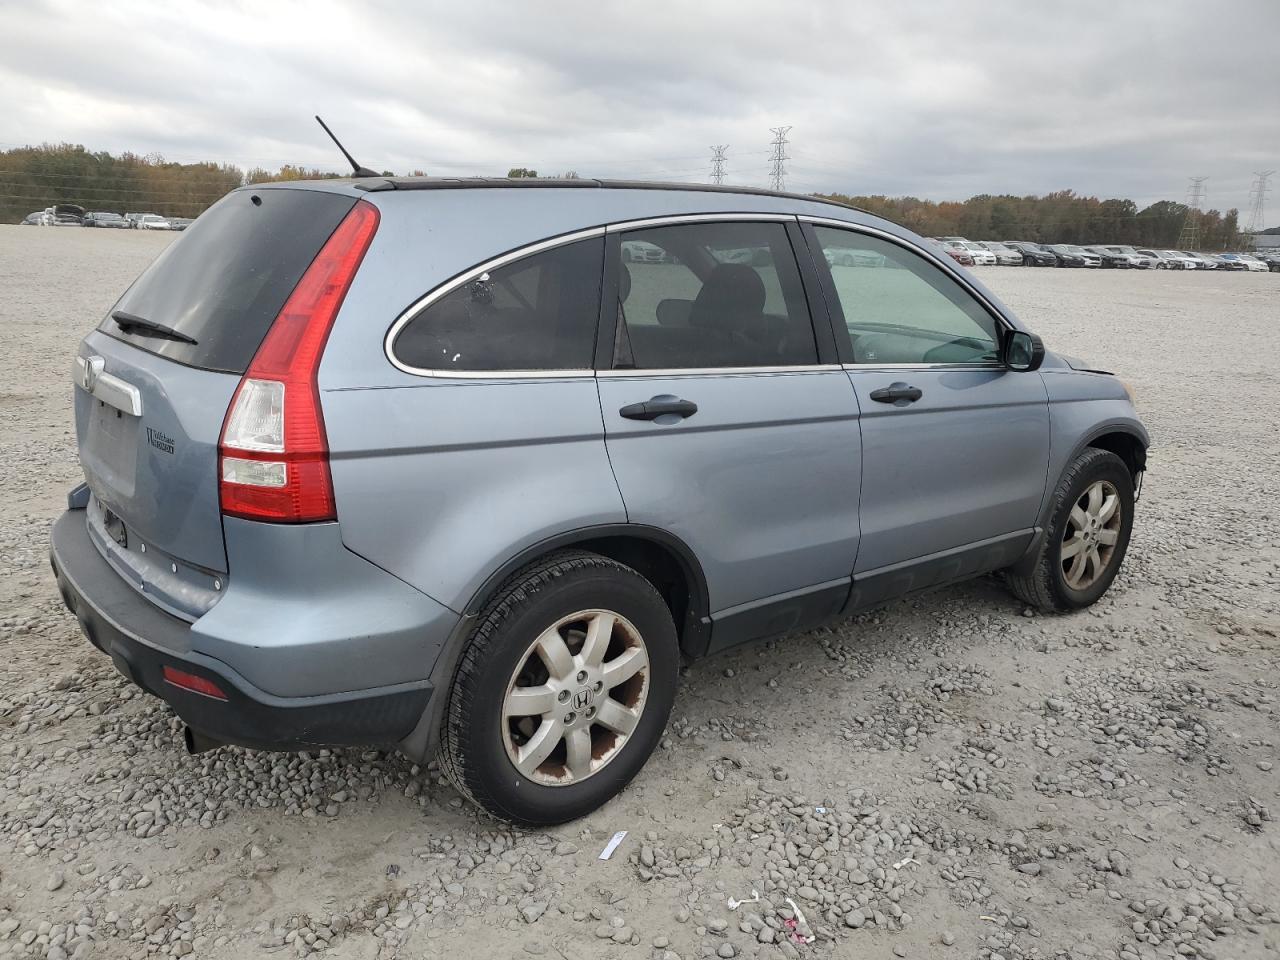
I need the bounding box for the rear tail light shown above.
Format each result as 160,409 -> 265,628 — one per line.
218,199 -> 379,522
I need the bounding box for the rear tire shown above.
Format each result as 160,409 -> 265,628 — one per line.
1005,448 -> 1134,613
439,550 -> 678,825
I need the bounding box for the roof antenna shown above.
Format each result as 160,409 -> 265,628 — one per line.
314,115 -> 380,178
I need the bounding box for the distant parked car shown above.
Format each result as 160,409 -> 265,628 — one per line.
823,247 -> 885,268
1043,244 -> 1087,267
21,211 -> 45,225
943,240 -> 996,266
169,217 -> 194,232
123,213 -> 143,229
1136,249 -> 1192,269
42,203 -> 86,226
1064,245 -> 1103,268
137,214 -> 172,231
1082,246 -> 1132,269
1220,253 -> 1269,273
1160,250 -> 1202,269
83,212 -> 129,229
1257,251 -> 1280,272
1096,245 -> 1156,269
1004,241 -> 1057,266
1177,251 -> 1221,270
928,239 -> 975,266
976,242 -> 1023,266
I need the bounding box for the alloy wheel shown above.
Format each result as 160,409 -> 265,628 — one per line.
1061,480 -> 1122,590
501,609 -> 650,786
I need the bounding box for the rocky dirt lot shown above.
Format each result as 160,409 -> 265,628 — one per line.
1,224 -> 1278,960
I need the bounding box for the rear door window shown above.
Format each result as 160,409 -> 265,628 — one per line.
392,237 -> 604,372
101,189 -> 357,373
614,221 -> 817,369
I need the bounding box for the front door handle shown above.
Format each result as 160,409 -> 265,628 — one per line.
869,382 -> 923,405
619,395 -> 699,421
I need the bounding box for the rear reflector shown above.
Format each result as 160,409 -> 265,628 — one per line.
218,199 -> 379,522
162,665 -> 228,701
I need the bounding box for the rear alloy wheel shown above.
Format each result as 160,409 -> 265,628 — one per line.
501,609 -> 650,786
1005,447 -> 1134,612
440,550 -> 678,825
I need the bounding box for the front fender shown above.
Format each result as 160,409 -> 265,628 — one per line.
1037,367 -> 1149,531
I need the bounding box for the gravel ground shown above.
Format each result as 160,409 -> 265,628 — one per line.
1,224 -> 1278,960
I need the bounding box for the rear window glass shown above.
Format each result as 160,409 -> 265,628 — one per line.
100,189 -> 356,373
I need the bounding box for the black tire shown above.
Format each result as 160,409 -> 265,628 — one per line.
1005,448 -> 1135,613
439,550 -> 678,826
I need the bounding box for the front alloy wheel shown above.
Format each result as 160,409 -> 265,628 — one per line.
1003,447 -> 1135,612
1060,480 -> 1122,590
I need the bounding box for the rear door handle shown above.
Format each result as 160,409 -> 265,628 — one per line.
619,396 -> 699,421
868,382 -> 923,405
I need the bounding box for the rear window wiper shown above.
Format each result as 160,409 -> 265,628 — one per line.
112,311 -> 198,345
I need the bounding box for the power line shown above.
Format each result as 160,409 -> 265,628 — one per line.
709,145 -> 728,185
1245,170 -> 1274,237
768,126 -> 791,192
1176,176 -> 1208,250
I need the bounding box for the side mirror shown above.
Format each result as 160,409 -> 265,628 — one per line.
1004,330 -> 1045,372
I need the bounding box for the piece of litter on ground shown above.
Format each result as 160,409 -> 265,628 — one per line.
727,890 -> 760,911
598,830 -> 628,860
893,856 -> 920,870
814,806 -> 827,814
784,898 -> 816,944
980,915 -> 1000,923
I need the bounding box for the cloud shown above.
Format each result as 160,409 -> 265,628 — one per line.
1,0 -> 1276,209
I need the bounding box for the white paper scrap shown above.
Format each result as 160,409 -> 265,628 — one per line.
598,830 -> 628,860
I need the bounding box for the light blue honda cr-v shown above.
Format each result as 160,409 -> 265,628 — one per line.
50,178 -> 1147,824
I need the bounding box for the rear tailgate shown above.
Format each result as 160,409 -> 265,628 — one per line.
76,333 -> 239,574
74,187 -> 358,606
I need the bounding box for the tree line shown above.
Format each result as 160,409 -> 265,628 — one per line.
0,143 -> 371,223
817,190 -> 1242,250
2,143 -> 1243,250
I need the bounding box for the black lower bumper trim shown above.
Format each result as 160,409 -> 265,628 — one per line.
49,508 -> 431,752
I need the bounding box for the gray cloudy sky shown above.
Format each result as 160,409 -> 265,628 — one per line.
2,0 -> 1277,212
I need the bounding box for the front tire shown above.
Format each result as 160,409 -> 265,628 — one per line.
1005,448 -> 1134,613
439,551 -> 678,825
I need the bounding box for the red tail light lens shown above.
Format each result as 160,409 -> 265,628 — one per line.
219,199 -> 379,522
162,665 -> 228,701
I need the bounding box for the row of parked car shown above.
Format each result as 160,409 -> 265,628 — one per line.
20,204 -> 192,231
932,237 -> 1278,272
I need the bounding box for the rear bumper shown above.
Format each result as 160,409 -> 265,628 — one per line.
50,507 -> 432,751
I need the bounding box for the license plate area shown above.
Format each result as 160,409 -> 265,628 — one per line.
85,400 -> 139,499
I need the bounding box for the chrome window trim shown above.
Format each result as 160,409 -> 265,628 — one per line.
840,362 -> 1005,373
386,213 -> 804,380
797,215 -> 1017,341
384,226 -> 607,378
607,212 -> 794,233
598,364 -> 841,378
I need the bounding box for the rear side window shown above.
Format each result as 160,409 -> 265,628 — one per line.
615,221 -> 817,369
101,189 -> 357,373
392,237 -> 604,372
